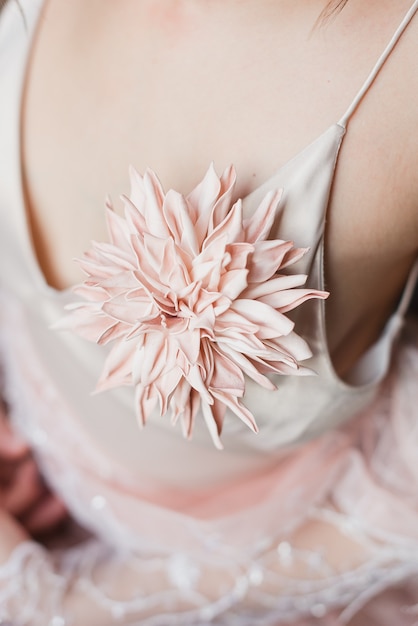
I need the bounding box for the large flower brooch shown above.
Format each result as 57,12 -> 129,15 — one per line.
60,164 -> 327,448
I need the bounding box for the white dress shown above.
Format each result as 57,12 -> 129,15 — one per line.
1,1 -> 418,624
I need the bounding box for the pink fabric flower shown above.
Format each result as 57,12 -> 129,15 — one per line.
61,164 -> 327,448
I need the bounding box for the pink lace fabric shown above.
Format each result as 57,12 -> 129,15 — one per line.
1,291 -> 418,625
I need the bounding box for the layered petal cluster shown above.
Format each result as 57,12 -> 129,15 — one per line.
62,164 -> 327,448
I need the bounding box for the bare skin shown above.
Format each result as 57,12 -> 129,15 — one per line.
0,1 -> 417,613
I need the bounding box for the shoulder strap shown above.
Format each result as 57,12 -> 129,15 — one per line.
396,258 -> 418,319
339,1 -> 418,127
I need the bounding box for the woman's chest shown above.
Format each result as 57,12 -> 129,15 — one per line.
20,0 -> 418,374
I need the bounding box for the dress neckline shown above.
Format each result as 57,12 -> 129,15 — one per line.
13,0 -> 347,297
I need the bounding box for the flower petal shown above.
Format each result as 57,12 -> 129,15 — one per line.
243,274 -> 308,300
210,390 -> 258,434
200,400 -> 224,450
247,240 -> 297,283
243,188 -> 282,243
96,338 -> 136,391
142,169 -> 171,238
230,299 -> 295,338
208,346 -> 245,395
258,288 -> 328,313
218,268 -> 249,301
203,199 -> 244,250
164,190 -> 200,256
215,344 -> 276,391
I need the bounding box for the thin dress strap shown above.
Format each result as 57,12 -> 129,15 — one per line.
396,259 -> 418,319
339,0 -> 418,127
